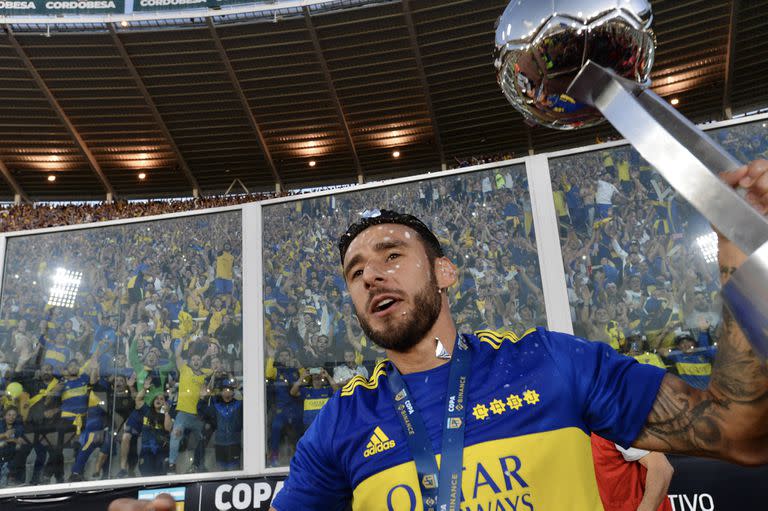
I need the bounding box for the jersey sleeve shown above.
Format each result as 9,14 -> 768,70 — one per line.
271,397 -> 351,511
541,329 -> 666,448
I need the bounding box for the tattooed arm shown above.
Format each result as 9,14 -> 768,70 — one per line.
633,160 -> 768,465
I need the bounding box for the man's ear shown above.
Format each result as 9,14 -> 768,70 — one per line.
435,257 -> 458,290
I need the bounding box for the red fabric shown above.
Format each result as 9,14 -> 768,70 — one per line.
591,434 -> 672,511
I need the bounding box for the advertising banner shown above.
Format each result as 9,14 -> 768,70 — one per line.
133,0 -> 274,12
3,460 -> 768,511
132,0 -> 206,12
206,0 -> 259,9
0,0 -> 123,15
666,456 -> 768,511
198,477 -> 285,511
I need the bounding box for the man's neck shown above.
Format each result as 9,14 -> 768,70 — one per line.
386,324 -> 458,375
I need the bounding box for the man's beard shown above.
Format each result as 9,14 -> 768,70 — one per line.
357,270 -> 442,353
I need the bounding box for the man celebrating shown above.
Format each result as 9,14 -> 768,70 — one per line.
272,209 -> 667,510
112,161 -> 768,511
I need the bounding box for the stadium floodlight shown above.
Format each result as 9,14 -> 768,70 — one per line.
47,267 -> 83,309
696,232 -> 719,264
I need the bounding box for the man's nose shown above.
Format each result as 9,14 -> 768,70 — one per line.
361,260 -> 386,285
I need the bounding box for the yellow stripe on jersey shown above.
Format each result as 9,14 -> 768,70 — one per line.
62,386 -> 89,401
475,327 -> 537,349
352,427 -> 602,511
341,361 -> 388,397
304,398 -> 330,411
676,362 -> 712,376
633,353 -> 667,370
45,348 -> 67,363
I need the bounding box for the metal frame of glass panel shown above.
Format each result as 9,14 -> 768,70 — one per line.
0,203 -> 252,498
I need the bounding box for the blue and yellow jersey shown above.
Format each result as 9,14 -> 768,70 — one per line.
300,386 -> 334,427
599,320 -> 626,352
602,152 -> 614,170
83,389 -> 107,432
617,159 -> 630,183
633,352 -> 667,370
553,189 -> 569,218
666,348 -> 716,390
273,328 -> 665,511
61,373 -> 91,429
43,343 -> 71,375
138,404 -> 169,455
216,251 -> 235,280
81,305 -> 101,327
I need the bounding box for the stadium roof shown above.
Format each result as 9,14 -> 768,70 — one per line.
0,0 -> 765,201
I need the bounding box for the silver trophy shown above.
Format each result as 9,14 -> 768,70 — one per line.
494,0 -> 768,356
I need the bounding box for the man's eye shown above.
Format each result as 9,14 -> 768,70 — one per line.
387,253 -> 400,261
351,269 -> 363,280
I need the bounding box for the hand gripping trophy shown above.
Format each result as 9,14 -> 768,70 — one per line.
494,0 -> 768,356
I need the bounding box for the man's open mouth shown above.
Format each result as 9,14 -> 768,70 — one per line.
370,295 -> 401,314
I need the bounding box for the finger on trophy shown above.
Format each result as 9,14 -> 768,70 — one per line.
721,160 -> 768,213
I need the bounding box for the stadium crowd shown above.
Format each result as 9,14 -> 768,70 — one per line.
548,121 -> 768,385
0,210 -> 244,484
448,152 -> 516,169
0,194 -> 273,234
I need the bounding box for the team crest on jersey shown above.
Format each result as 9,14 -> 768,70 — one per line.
363,426 -> 396,458
394,389 -> 406,401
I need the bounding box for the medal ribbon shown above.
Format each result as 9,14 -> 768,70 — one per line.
387,334 -> 471,511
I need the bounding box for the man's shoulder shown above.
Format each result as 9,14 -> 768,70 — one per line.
338,360 -> 387,399
471,327 -> 600,365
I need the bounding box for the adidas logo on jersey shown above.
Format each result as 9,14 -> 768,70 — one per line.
363,426 -> 395,458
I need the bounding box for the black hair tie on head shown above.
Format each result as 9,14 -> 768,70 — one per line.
337,209 -> 444,265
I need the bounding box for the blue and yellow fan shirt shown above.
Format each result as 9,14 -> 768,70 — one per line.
272,328 -> 665,511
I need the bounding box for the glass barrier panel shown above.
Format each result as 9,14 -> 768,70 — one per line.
0,210 -> 242,486
261,163 -> 544,467
549,117 -> 768,386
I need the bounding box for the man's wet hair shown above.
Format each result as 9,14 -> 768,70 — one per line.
338,209 -> 444,265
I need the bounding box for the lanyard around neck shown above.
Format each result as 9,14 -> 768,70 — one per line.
387,334 -> 472,511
